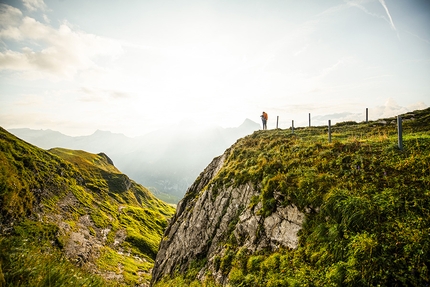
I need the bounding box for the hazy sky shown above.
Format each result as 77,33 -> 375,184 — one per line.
1,0 -> 429,136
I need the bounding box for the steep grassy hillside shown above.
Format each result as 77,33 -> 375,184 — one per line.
0,128 -> 175,286
154,108 -> 430,286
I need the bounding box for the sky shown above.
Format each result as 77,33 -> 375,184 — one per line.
0,0 -> 429,137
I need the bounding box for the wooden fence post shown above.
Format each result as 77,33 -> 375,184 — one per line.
366,108 -> 369,123
292,120 -> 294,133
276,116 -> 279,129
397,115 -> 403,150
328,120 -> 332,143
309,113 -> 311,127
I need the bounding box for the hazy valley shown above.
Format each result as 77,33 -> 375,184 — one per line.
9,119 -> 260,204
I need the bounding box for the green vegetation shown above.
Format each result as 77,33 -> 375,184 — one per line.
0,127 -> 175,286
0,220 -> 108,287
155,108 -> 430,286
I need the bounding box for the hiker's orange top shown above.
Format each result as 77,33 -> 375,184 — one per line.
263,112 -> 268,120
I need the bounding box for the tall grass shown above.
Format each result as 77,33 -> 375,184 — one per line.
155,108 -> 430,286
0,221 -> 110,287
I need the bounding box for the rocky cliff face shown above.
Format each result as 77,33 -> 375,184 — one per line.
151,149 -> 305,285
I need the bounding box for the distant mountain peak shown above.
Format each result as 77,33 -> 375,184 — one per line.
241,118 -> 258,124
92,129 -> 114,135
89,129 -> 130,139
238,118 -> 260,129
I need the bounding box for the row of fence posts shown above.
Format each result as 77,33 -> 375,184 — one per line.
272,107 -> 403,150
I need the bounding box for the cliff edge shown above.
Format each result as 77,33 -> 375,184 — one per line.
152,108 -> 430,286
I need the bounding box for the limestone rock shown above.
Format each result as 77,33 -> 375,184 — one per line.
151,152 -> 305,285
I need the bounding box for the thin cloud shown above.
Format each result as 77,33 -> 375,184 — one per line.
110,91 -> 130,99
378,0 -> 396,31
0,4 -> 23,29
22,0 -> 47,12
345,0 -> 386,20
80,87 -> 130,102
0,4 -> 123,80
372,98 -> 427,119
405,30 -> 430,45
317,57 -> 358,80
345,0 -> 399,39
42,14 -> 50,23
293,44 -> 309,57
316,2 -> 348,17
14,94 -> 44,106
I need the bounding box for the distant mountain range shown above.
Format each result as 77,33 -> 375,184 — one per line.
9,119 -> 260,203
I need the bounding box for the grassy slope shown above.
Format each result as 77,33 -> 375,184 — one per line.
156,108 -> 430,287
0,128 -> 175,286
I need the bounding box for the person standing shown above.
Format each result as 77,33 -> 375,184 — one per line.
261,111 -> 268,130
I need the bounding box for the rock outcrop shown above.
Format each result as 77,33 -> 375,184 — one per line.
151,150 -> 305,285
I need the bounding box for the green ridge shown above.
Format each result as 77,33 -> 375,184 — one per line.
0,128 -> 175,286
